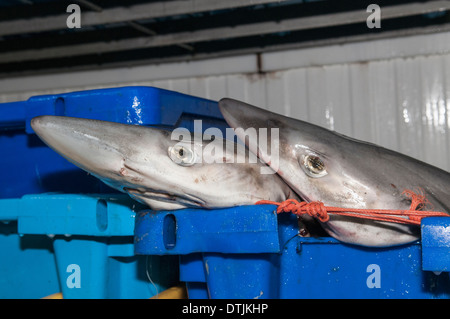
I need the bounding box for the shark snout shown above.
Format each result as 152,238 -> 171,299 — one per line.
31,116 -> 141,181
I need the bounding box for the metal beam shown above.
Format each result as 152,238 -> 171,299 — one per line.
76,1 -> 195,52
0,0 -> 286,36
1,1 -> 449,64
2,25 -> 450,89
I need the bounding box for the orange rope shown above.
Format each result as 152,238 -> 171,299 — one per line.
256,190 -> 448,226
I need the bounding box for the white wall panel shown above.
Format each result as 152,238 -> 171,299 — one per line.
283,69 -> 308,120
420,55 -> 450,170
368,61 -> 399,151
349,63 -> 372,142
225,75 -> 248,102
394,58 -> 423,160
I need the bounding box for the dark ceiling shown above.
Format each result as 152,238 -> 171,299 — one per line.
0,0 -> 449,78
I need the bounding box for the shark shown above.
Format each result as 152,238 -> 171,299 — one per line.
218,98 -> 450,247
30,115 -> 302,214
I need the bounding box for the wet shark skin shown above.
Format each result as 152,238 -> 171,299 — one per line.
30,115 -> 301,212
219,98 -> 450,247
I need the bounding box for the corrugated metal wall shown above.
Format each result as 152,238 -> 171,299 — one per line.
1,39 -> 450,172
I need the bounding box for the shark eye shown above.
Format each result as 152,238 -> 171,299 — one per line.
301,155 -> 328,178
168,144 -> 196,166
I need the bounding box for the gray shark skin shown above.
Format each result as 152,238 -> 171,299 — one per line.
219,98 -> 450,247
31,116 -> 299,211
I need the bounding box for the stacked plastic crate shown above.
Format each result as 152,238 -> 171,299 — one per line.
0,86 -> 222,298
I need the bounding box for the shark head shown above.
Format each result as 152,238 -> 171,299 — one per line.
219,98 -> 450,246
31,115 -> 294,210
219,98 -> 378,207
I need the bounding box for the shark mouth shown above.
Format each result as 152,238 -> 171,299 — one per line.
123,187 -> 207,208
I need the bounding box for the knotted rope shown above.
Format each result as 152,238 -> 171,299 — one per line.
256,189 -> 448,225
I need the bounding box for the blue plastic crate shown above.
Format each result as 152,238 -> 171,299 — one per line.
421,217 -> 450,273
0,86 -> 223,199
0,86 -> 224,298
0,193 -> 179,298
135,206 -> 450,299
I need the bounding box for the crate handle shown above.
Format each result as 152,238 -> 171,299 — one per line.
163,214 -> 177,250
